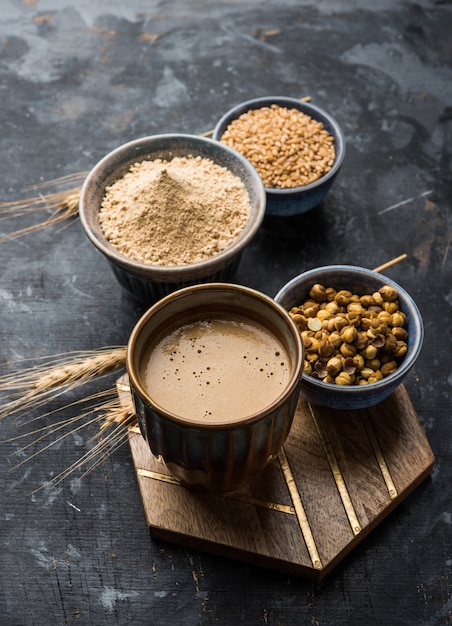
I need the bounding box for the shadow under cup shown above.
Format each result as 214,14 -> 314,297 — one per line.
126,283 -> 304,493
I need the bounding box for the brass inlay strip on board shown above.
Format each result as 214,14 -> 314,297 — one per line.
278,447 -> 323,570
136,468 -> 295,514
360,411 -> 398,500
137,468 -> 180,485
308,403 -> 362,536
225,492 -> 294,513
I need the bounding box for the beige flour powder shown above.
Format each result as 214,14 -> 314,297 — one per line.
99,156 -> 251,266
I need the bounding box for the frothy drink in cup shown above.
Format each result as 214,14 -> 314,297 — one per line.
141,312 -> 292,423
127,284 -> 304,492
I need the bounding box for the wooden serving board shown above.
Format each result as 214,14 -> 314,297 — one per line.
118,377 -> 434,580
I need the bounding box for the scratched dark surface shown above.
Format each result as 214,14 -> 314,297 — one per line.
0,1 -> 451,625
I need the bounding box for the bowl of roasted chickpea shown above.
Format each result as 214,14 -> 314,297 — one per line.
274,265 -> 424,409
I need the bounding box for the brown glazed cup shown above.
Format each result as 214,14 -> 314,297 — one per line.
126,283 -> 304,493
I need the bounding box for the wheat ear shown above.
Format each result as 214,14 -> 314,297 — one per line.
0,172 -> 87,243
0,346 -> 127,419
0,346 -> 133,489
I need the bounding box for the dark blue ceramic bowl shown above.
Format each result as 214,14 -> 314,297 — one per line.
213,96 -> 346,217
274,265 -> 424,410
79,134 -> 266,305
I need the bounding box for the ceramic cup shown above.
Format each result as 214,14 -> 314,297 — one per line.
126,283 -> 304,493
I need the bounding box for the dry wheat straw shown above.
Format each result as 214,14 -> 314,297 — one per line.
0,347 -> 130,488
45,399 -> 136,490
372,254 -> 408,273
0,172 -> 87,243
10,390 -> 136,491
0,347 -> 127,419
5,388 -> 116,447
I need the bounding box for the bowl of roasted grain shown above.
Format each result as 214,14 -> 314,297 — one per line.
274,265 -> 423,409
212,96 -> 346,217
79,133 -> 266,304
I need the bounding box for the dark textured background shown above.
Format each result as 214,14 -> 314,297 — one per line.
0,1 -> 451,624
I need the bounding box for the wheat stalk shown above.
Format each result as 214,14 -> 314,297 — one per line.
30,346 -> 127,392
4,388 -> 116,445
6,389 -> 136,492
372,254 -> 408,273
0,347 -> 135,490
44,400 -> 136,490
0,172 -> 87,243
0,346 -> 127,419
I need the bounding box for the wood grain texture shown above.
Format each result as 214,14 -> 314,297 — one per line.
120,379 -> 435,581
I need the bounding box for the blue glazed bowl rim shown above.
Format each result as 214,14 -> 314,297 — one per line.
213,96 -> 346,195
79,133 -> 266,280
274,264 -> 424,397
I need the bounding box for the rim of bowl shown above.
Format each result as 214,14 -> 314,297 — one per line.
274,264 -> 424,396
126,282 -> 304,429
212,96 -> 346,196
79,133 -> 267,280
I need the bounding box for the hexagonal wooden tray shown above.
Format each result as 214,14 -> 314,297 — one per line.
118,377 -> 434,580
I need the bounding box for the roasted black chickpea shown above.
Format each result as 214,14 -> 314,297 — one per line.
289,283 -> 409,386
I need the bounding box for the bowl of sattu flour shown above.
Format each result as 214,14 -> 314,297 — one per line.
79,134 -> 266,303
